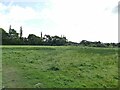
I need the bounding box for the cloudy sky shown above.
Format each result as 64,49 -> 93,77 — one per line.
0,0 -> 118,43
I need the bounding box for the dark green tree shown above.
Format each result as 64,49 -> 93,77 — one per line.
0,28 -> 9,44
20,26 -> 23,39
44,35 -> 52,45
28,34 -> 42,45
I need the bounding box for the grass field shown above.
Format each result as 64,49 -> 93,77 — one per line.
2,46 -> 118,88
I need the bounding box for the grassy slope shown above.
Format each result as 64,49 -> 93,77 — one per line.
2,46 -> 118,88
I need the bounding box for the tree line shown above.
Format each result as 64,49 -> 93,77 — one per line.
0,26 -> 120,47
0,26 -> 67,46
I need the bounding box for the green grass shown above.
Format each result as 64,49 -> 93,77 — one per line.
2,46 -> 118,88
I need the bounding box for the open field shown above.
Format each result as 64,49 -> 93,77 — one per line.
2,46 -> 118,88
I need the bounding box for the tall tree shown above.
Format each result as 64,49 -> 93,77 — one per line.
20,26 -> 23,38
9,25 -> 11,34
41,32 -> 42,39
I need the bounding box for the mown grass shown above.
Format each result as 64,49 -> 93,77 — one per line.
2,46 -> 118,88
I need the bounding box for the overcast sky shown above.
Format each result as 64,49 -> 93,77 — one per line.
0,0 -> 118,43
